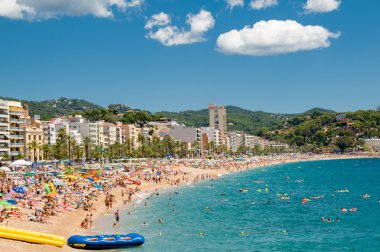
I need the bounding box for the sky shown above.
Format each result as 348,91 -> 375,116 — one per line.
0,0 -> 379,113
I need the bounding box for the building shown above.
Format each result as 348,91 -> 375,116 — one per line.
361,138 -> 380,151
243,135 -> 266,148
42,120 -> 57,145
23,119 -> 44,161
8,101 -> 28,160
0,100 -> 10,159
228,131 -> 244,152
66,115 -> 98,145
201,127 -> 221,146
122,124 -> 140,149
208,104 -> 227,140
168,125 -> 201,152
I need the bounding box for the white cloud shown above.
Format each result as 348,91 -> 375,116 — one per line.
226,0 -> 244,10
216,20 -> 340,56
146,10 -> 215,46
304,0 -> 341,13
0,0 -> 143,20
144,12 -> 170,29
250,0 -> 278,10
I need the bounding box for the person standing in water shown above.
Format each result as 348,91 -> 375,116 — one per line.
115,209 -> 120,223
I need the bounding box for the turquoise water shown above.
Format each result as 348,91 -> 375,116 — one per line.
94,158 -> 380,251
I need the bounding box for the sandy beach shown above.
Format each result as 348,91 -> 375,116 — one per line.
0,153 -> 374,252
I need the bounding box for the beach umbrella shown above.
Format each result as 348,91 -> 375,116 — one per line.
0,201 -> 10,206
0,166 -> 10,172
86,178 -> 95,182
24,172 -> 36,176
12,186 -> 26,194
93,185 -> 103,189
6,200 -> 17,205
9,159 -> 32,167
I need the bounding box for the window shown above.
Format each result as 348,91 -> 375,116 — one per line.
29,135 -> 31,140
39,135 -> 41,140
34,135 -> 36,140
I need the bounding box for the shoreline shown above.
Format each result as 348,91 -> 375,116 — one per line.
0,154 -> 376,252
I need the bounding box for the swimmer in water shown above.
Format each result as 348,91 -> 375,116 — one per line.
158,218 -> 163,224
340,208 -> 348,213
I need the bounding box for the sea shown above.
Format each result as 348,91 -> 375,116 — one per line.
92,158 -> 380,251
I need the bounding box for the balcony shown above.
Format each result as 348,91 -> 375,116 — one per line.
9,127 -> 22,131
0,114 -> 8,118
0,148 -> 9,152
9,118 -> 23,123
0,122 -> 8,127
10,142 -> 24,147
0,130 -> 9,135
9,135 -> 23,139
9,110 -> 23,115
10,151 -> 22,156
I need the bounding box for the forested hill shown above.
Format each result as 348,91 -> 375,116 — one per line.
158,106 -> 292,134
0,97 -> 102,120
1,96 -> 341,134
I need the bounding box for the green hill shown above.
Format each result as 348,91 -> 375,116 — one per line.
0,97 -> 102,120
158,106 -> 291,134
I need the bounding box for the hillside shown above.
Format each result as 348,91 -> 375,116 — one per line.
0,97 -> 102,120
0,96 -> 344,136
158,106 -> 291,134
267,110 -> 380,152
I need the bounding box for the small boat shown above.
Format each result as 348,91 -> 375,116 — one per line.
239,188 -> 248,193
67,233 -> 145,250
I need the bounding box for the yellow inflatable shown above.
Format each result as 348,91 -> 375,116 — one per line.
0,226 -> 65,247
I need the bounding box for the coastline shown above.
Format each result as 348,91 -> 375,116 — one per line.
0,154 -> 375,252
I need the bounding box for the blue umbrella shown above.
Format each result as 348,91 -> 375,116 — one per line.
6,199 -> 17,205
86,178 -> 95,182
12,186 -> 26,194
93,185 -> 103,189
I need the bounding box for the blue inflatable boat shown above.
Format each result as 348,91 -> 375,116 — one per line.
67,233 -> 145,250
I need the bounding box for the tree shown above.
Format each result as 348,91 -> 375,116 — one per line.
41,144 -> 51,160
1,153 -> 10,161
82,137 -> 92,161
336,136 -> 355,153
28,140 -> 41,161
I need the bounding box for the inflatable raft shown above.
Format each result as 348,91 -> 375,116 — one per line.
0,226 -> 65,247
67,233 -> 145,250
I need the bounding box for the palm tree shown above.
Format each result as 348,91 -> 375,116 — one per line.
53,141 -> 66,160
41,144 -> 51,160
2,153 -> 10,161
192,140 -> 200,157
82,137 -> 92,161
28,140 -> 41,161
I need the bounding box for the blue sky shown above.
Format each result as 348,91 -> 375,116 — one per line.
0,0 -> 379,113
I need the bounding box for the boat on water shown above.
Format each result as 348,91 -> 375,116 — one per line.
67,233 -> 145,250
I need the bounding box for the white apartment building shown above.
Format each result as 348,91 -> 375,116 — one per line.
66,115 -> 99,145
228,131 -> 244,152
0,100 -> 10,158
361,138 -> 380,151
244,135 -> 266,148
42,121 -> 57,145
